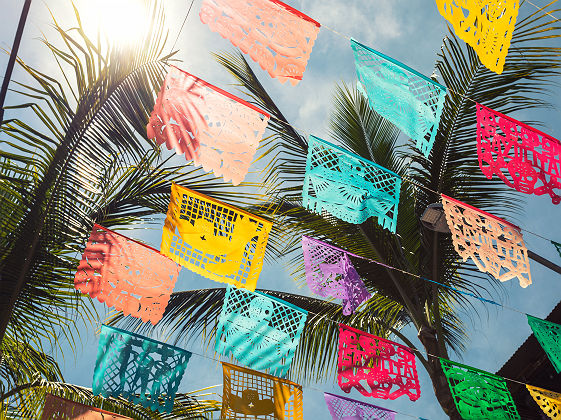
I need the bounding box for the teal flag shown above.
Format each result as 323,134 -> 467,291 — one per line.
93,325 -> 192,413
302,135 -> 401,232
351,38 -> 447,158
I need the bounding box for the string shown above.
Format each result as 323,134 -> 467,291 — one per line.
171,0 -> 196,54
526,0 -> 561,21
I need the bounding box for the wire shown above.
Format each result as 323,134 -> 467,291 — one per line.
171,0 -> 196,54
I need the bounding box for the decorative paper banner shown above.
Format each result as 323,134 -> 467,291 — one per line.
93,325 -> 192,413
526,385 -> 561,420
440,358 -> 520,420
146,66 -> 270,185
350,39 -> 447,158
75,224 -> 180,325
527,314 -> 561,373
216,285 -> 308,378
41,394 -> 131,420
161,184 -> 272,291
199,0 -> 320,85
303,135 -> 402,232
324,392 -> 396,420
476,103 -> 561,205
441,194 -> 532,288
554,241 -> 561,259
221,362 -> 303,419
337,324 -> 420,401
301,235 -> 371,315
435,0 -> 520,74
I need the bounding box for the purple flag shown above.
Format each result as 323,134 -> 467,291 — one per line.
324,392 -> 396,420
302,236 -> 371,315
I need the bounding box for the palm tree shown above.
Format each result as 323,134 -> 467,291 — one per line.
109,2 -> 561,418
0,0 -> 245,415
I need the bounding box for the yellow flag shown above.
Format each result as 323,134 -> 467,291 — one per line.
435,0 -> 520,74
526,385 -> 561,419
162,184 -> 272,290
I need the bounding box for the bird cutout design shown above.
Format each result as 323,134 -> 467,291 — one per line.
216,286 -> 307,377
161,184 -> 272,290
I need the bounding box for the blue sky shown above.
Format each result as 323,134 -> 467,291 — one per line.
1,0 -> 560,419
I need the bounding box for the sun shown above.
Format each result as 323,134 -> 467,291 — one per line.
78,0 -> 148,46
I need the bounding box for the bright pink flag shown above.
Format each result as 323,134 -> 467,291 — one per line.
337,324 -> 421,401
147,67 -> 270,185
477,103 -> 561,204
75,224 -> 180,325
199,0 -> 320,85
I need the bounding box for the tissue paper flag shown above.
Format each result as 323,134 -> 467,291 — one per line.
526,385 -> 561,420
324,392 -> 396,420
147,66 -> 270,185
41,394 -> 131,419
75,224 -> 180,325
441,194 -> 531,288
216,286 -> 307,378
161,184 -> 272,290
527,314 -> 561,373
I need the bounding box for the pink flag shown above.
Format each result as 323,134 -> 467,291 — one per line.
477,103 -> 561,204
200,0 -> 320,85
147,67 -> 270,185
337,324 -> 421,401
75,224 -> 180,325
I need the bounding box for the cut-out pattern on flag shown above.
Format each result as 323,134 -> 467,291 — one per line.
41,394 -> 131,420
93,325 -> 192,413
147,67 -> 270,185
337,324 -> 420,401
527,314 -> 561,373
476,104 -> 561,205
440,358 -> 520,420
324,392 -> 396,420
526,385 -> 561,420
221,362 -> 303,419
554,241 -> 561,259
350,39 -> 447,158
302,235 -> 371,315
199,0 -> 320,85
303,135 -> 402,231
75,224 -> 180,325
216,286 -> 308,378
435,0 -> 520,74
441,194 -> 532,288
161,184 -> 272,291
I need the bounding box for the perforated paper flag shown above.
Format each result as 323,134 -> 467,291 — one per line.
75,224 -> 180,325
440,358 -> 520,420
351,39 -> 446,158
554,241 -> 561,259
435,0 -> 520,74
527,314 -> 561,373
41,394 -> 132,420
526,385 -> 561,420
476,104 -> 561,205
337,324 -> 420,401
161,184 -> 272,291
147,67 -> 270,185
441,194 -> 531,288
221,362 -> 303,419
302,235 -> 371,315
303,135 -> 402,231
93,325 -> 192,413
199,0 -> 320,85
324,392 -> 396,420
216,285 -> 308,378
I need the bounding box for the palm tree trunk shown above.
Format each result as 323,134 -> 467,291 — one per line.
418,325 -> 461,419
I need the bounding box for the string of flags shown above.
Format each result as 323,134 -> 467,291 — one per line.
41,0 -> 561,418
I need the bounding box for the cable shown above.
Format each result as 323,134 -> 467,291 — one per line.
171,0 -> 196,54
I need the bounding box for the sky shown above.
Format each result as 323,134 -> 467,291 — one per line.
1,0 -> 560,419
